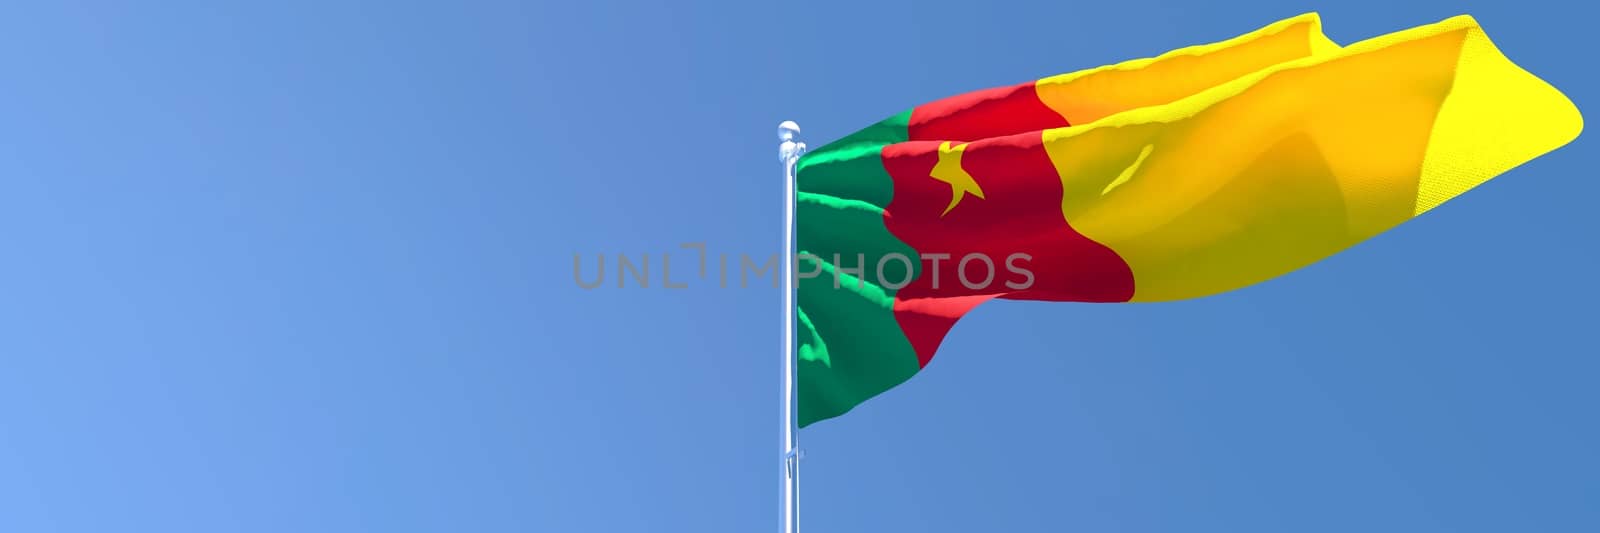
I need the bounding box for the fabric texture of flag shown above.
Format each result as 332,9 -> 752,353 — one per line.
794,13 -> 1583,427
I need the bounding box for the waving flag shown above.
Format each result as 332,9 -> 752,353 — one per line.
795,14 -> 1582,427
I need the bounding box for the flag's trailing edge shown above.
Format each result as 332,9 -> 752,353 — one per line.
795,13 -> 1582,427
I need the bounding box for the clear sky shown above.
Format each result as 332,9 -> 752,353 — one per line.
0,1 -> 1594,531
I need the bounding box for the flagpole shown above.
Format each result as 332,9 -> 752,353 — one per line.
778,120 -> 805,533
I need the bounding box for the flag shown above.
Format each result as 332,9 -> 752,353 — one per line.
795,13 -> 1582,427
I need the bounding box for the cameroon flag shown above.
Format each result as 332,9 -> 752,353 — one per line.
795,14 -> 1582,427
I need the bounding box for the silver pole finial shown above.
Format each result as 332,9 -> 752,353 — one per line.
779,121 -> 806,165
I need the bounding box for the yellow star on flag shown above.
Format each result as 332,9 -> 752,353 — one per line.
929,141 -> 985,216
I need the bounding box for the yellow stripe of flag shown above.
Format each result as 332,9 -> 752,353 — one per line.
1039,15 -> 1581,302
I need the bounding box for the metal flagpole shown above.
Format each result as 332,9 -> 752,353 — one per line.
778,121 -> 805,533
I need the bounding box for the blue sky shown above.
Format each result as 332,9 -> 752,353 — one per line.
0,1 -> 1594,531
